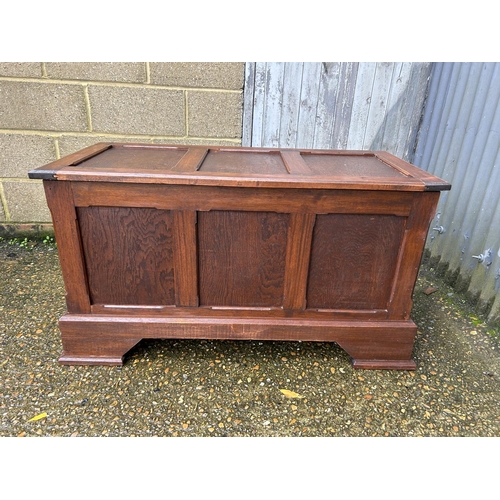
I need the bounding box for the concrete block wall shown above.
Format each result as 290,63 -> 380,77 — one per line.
0,62 -> 244,234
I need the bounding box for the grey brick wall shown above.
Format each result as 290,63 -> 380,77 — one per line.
0,81 -> 88,131
44,62 -> 147,83
149,63 -> 244,89
87,85 -> 185,136
0,63 -> 41,78
0,62 -> 244,229
188,91 -> 244,138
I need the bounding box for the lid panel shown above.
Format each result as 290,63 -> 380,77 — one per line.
73,147 -> 187,171
28,143 -> 452,192
199,150 -> 288,175
302,153 -> 408,179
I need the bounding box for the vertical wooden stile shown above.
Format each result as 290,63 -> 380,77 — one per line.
170,148 -> 205,307
43,181 -> 91,313
388,192 -> 440,319
173,210 -> 199,307
283,213 -> 316,310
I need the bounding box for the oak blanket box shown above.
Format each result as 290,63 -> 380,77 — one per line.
29,143 -> 451,369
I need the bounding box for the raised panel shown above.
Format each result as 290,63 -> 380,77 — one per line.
198,210 -> 289,307
198,150 -> 287,175
73,146 -> 186,170
77,207 -> 175,305
307,214 -> 407,310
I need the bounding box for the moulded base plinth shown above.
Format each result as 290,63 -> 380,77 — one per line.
57,314 -> 418,370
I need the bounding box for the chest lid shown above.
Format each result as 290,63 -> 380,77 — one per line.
28,142 -> 451,192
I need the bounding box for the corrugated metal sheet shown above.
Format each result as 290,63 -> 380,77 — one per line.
243,62 -> 432,160
414,62 -> 500,324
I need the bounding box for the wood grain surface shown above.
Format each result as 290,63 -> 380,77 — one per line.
43,181 -> 91,313
307,214 -> 406,309
283,213 -> 316,310
77,207 -> 175,305
35,143 -> 450,369
30,143 -> 451,191
198,210 -> 289,307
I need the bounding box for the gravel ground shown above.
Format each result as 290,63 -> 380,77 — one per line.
1,239 -> 500,438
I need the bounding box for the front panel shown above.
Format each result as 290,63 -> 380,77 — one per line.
198,210 -> 289,307
77,206 -> 175,306
71,183 -> 414,318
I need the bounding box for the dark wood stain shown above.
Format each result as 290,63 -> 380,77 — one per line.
198,211 -> 289,307
307,214 -> 406,309
77,207 -> 175,305
29,143 -> 451,369
302,153 -> 407,178
73,147 -> 186,171
199,150 -> 287,175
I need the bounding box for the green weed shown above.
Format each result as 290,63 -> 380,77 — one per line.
2,235 -> 56,249
42,236 -> 55,246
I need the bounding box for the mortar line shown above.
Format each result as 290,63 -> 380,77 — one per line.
54,138 -> 61,159
145,63 -> 151,84
0,182 -> 11,221
0,178 -> 43,183
0,129 -> 242,142
41,63 -> 47,78
184,90 -> 189,137
0,75 -> 243,93
83,85 -> 93,132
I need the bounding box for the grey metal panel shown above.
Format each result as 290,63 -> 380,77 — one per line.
413,63 -> 454,170
243,62 -> 431,160
414,62 -> 500,324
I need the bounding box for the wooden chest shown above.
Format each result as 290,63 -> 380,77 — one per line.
29,143 -> 450,369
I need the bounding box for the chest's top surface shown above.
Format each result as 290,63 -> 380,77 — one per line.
29,143 -> 451,191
